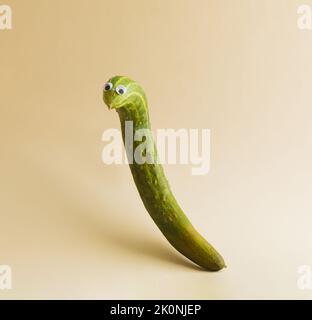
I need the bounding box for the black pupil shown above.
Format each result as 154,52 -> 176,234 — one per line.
118,88 -> 124,94
105,84 -> 111,90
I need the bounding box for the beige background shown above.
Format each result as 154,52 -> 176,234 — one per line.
1,0 -> 312,299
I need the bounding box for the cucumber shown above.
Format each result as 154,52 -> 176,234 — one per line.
103,76 -> 225,271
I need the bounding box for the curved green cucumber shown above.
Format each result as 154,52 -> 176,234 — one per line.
103,76 -> 226,271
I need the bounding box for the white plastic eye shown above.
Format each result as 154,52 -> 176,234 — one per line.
116,85 -> 127,95
104,82 -> 113,91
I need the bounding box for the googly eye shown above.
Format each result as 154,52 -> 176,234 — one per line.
104,82 -> 113,91
116,85 -> 127,95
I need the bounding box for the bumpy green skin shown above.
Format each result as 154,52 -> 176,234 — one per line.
103,76 -> 225,271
